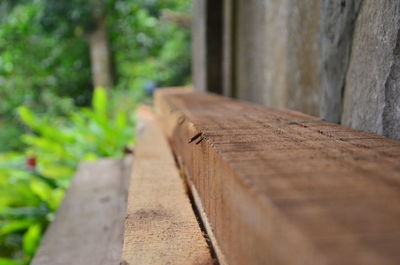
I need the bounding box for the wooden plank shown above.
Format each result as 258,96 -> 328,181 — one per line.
31,156 -> 132,265
155,88 -> 400,265
121,107 -> 213,265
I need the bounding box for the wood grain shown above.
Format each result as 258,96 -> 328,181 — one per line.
31,157 -> 132,265
155,88 -> 400,265
121,106 -> 213,265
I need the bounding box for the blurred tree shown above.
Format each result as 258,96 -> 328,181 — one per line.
0,1 -> 193,262
40,0 -> 114,88
0,1 -> 92,151
0,0 -> 192,151
109,0 -> 192,92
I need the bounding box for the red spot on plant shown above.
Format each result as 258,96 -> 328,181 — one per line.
27,156 -> 37,169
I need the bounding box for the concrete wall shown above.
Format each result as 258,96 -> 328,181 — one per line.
193,0 -> 400,139
320,0 -> 362,123
285,0 -> 320,116
234,0 -> 320,115
192,0 -> 206,92
192,0 -> 223,94
341,0 -> 400,139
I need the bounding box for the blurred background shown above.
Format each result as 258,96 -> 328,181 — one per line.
2,0 -> 400,263
0,0 -> 191,264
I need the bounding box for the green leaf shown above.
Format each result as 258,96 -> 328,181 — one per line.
30,179 -> 64,210
115,109 -> 127,132
29,180 -> 53,205
0,257 -> 18,265
0,206 -> 47,219
17,106 -> 39,130
23,223 -> 42,256
0,219 -> 34,235
92,87 -> 108,122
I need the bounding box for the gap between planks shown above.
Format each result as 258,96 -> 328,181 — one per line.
174,155 -> 228,265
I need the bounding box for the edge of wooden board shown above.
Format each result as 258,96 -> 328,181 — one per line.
121,106 -> 214,265
155,88 -> 400,265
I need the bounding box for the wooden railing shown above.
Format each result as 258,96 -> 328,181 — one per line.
32,88 -> 400,265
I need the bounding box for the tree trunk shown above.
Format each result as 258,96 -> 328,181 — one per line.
88,19 -> 113,88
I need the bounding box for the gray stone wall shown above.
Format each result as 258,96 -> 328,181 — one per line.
320,0 -> 362,123
341,0 -> 400,139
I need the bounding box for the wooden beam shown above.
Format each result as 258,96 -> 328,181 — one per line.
31,157 -> 132,265
121,106 -> 214,265
155,88 -> 400,265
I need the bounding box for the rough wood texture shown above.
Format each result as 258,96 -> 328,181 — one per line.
31,157 -> 132,265
155,88 -> 400,265
121,107 -> 213,265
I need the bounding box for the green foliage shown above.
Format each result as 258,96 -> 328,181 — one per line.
0,0 -> 191,152
0,1 -> 92,151
0,0 -> 192,263
0,1 -> 93,104
0,88 -> 136,264
19,88 -> 136,178
40,0 -> 117,37
22,224 -> 41,256
111,0 -> 192,90
0,151 -> 51,265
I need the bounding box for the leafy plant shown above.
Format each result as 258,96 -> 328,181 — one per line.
0,88 -> 136,264
0,152 -> 54,265
0,0 -> 192,263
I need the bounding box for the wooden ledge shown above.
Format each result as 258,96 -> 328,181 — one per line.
155,88 -> 400,265
121,106 -> 214,265
31,157 -> 132,265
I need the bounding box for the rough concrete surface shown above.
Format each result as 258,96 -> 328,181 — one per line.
194,0 -> 400,139
286,0 -> 321,116
263,0 -> 289,109
342,0 -> 400,139
236,0 -> 269,105
320,0 -> 362,123
235,0 -> 320,116
192,0 -> 206,92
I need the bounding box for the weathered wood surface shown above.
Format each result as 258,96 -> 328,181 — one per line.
121,107 -> 213,265
31,157 -> 132,265
155,88 -> 400,265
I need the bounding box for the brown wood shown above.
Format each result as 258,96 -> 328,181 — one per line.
31,157 -> 132,265
121,106 -> 213,265
155,88 -> 400,265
